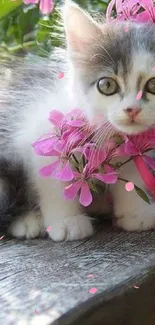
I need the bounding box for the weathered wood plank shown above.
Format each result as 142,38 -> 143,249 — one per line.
1,224 -> 155,325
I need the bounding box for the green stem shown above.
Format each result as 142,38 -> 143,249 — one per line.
119,157 -> 133,168
6,41 -> 36,54
118,177 -> 130,183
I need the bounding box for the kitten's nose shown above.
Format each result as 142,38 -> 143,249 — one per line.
124,107 -> 142,119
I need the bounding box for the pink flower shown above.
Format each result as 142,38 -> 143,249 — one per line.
106,0 -> 155,23
23,0 -> 54,14
120,130 -> 155,170
33,109 -> 90,155
83,140 -> 120,169
37,132 -> 90,183
64,157 -> 117,207
48,108 -> 88,128
33,109 -> 93,182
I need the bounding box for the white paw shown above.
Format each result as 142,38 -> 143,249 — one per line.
114,214 -> 155,232
9,212 -> 43,239
47,214 -> 93,241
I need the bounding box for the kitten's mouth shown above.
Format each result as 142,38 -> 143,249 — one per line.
112,119 -> 150,135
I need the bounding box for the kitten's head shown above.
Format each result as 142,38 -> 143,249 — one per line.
64,2 -> 155,135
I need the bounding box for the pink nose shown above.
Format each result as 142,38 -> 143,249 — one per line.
124,107 -> 142,119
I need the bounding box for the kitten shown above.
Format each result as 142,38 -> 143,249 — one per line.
1,2 -> 155,240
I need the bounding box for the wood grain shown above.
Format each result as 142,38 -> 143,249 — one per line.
1,224 -> 155,325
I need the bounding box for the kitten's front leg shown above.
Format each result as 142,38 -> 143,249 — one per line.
111,161 -> 155,231
36,176 -> 93,241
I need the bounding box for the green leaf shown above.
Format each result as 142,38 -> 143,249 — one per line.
0,0 -> 22,20
134,185 -> 150,204
112,134 -> 125,145
88,181 -> 98,193
19,7 -> 39,41
115,162 -> 123,168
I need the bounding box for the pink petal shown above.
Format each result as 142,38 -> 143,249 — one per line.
143,155 -> 155,170
79,182 -> 93,207
54,161 -> 74,181
62,129 -> 75,140
93,173 -> 117,184
84,147 -> 107,168
104,164 -> 116,174
124,26 -> 129,32
63,109 -> 87,127
65,131 -> 84,148
39,160 -> 60,177
33,138 -> 59,156
89,287 -> 97,294
46,226 -> 51,232
125,182 -> 134,192
125,140 -> 140,155
23,0 -> 38,3
136,90 -> 143,100
58,72 -> 64,79
83,144 -> 96,160
48,110 -> 64,127
54,140 -> 66,152
39,0 -> 54,14
135,11 -> 151,22
67,119 -> 86,127
95,149 -> 107,166
73,171 -> 81,179
64,180 -> 83,200
106,0 -> 115,21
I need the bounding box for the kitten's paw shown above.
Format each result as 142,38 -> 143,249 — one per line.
114,214 -> 155,232
47,214 -> 93,241
9,212 -> 43,239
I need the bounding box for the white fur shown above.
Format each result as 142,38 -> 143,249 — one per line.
9,212 -> 43,239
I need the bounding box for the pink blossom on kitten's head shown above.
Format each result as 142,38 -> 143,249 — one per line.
39,0 -> 54,14
106,0 -> 155,23
23,0 -> 54,14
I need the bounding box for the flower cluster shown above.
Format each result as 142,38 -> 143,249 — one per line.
106,0 -> 155,23
33,109 -> 155,206
23,0 -> 54,14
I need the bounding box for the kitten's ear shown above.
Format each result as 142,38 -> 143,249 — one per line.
63,1 -> 102,52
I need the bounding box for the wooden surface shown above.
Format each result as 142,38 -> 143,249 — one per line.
1,222 -> 155,325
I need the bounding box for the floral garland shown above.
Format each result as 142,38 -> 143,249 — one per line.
33,109 -> 155,207
106,0 -> 155,23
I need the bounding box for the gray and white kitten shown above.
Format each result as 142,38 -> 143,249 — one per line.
1,2 -> 155,240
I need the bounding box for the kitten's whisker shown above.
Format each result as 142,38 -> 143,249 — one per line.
91,38 -> 117,69
90,53 -> 115,69
89,123 -> 113,166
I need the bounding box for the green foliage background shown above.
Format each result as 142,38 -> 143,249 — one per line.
0,0 -> 109,57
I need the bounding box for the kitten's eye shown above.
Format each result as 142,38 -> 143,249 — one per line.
145,78 -> 155,94
97,77 -> 119,96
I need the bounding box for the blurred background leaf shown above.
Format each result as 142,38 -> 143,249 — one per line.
0,0 -> 109,58
0,0 -> 22,19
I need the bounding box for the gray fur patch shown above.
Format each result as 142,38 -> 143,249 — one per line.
73,22 -> 155,88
